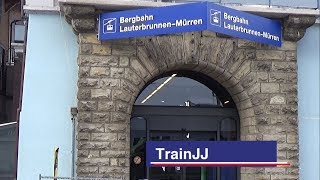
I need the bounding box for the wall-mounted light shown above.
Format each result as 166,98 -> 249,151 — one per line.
224,100 -> 230,104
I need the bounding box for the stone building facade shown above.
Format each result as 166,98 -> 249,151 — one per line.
61,4 -> 316,180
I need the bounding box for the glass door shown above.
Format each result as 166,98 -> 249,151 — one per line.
130,106 -> 240,180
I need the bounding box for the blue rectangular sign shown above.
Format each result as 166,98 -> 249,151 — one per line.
146,141 -> 282,167
99,3 -> 207,40
98,2 -> 281,46
206,3 -> 281,47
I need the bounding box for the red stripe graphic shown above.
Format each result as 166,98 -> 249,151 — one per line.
151,162 -> 290,167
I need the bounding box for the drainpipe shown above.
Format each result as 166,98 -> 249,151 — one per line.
70,107 -> 78,178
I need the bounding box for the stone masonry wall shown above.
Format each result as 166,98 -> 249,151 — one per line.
76,31 -> 299,180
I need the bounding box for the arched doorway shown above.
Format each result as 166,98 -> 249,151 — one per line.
130,71 -> 240,180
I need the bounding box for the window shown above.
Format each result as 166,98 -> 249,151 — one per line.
135,72 -> 235,108
12,24 -> 25,43
135,76 -> 223,107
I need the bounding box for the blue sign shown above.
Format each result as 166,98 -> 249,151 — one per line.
206,3 -> 282,47
146,141 -> 290,167
99,3 -> 207,40
98,2 -> 282,46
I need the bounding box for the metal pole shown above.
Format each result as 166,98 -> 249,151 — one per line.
71,118 -> 76,178
269,0 -> 271,7
217,120 -> 221,180
53,148 -> 59,180
70,107 -> 78,178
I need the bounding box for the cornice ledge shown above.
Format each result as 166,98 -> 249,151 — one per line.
61,5 -> 97,34
60,4 -> 317,42
283,15 -> 317,42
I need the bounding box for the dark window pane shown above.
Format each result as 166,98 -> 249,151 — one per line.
220,118 -> 237,141
135,76 -> 223,107
221,167 -> 237,180
13,25 -> 25,43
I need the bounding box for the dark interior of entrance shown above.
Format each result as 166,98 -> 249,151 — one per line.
130,71 -> 240,180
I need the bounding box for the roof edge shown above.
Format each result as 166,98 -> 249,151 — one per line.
24,0 -> 319,21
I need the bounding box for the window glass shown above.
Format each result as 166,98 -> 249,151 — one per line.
13,25 -> 25,43
135,76 -> 223,107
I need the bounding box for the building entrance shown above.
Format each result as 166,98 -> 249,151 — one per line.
130,72 -> 240,180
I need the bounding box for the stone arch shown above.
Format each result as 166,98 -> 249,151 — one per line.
126,31 -> 254,134
116,31 -> 259,179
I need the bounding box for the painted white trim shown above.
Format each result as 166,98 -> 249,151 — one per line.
24,0 -> 320,19
151,161 -> 291,167
24,5 -> 60,14
57,0 -> 320,18
58,0 -> 176,9
233,5 -> 320,18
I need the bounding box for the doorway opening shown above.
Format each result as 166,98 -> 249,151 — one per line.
130,71 -> 240,180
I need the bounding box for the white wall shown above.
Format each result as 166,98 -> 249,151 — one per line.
17,14 -> 78,179
26,0 -> 57,7
297,24 -> 320,180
